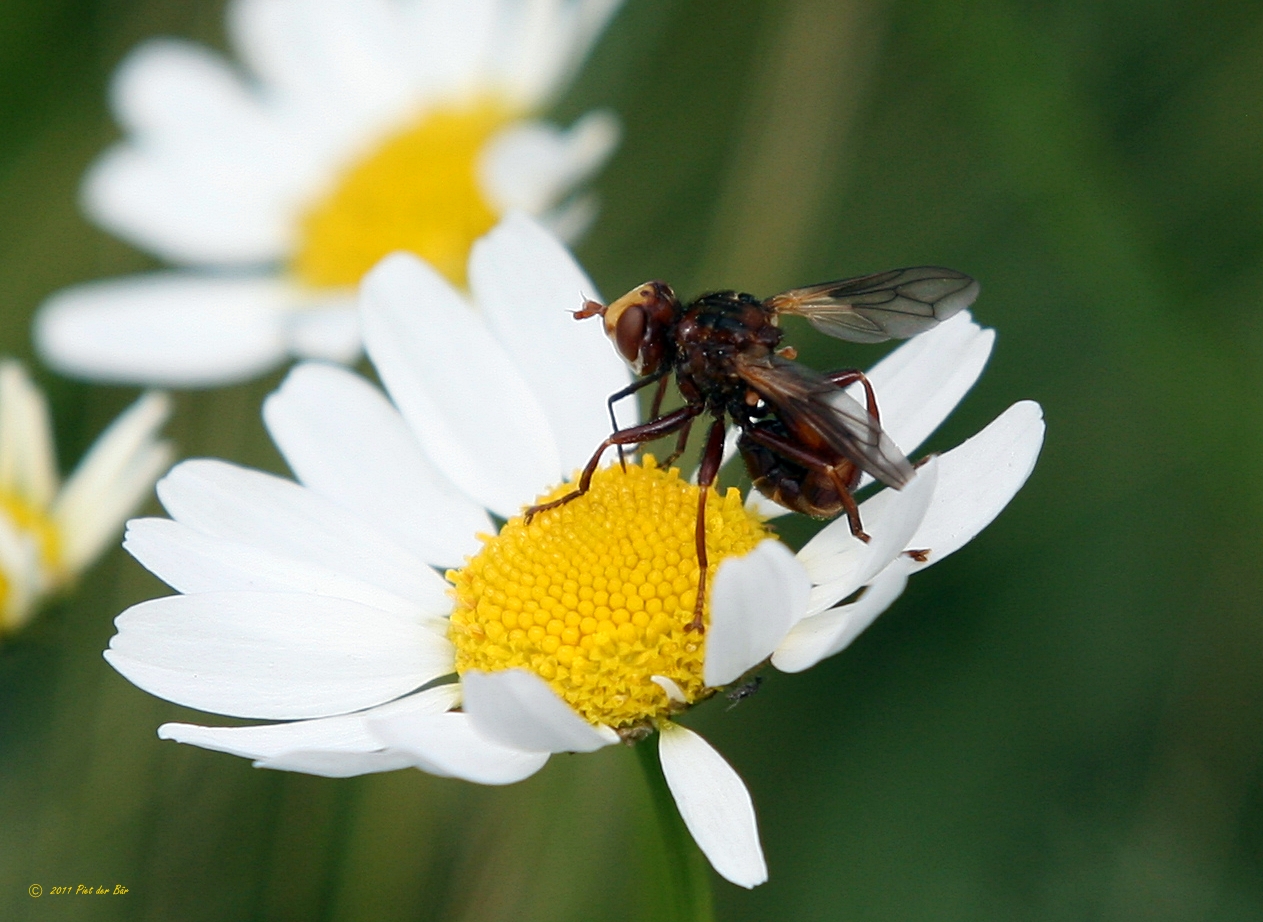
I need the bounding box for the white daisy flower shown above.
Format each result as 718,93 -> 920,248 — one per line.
0,361 -> 171,636
36,0 -> 623,388
104,215 -> 1043,889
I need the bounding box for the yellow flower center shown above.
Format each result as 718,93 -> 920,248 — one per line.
447,458 -> 772,730
293,100 -> 515,288
0,491 -> 64,632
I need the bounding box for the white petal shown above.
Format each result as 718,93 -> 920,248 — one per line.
479,112 -> 620,217
286,301 -> 362,364
111,39 -> 256,142
35,273 -> 298,386
86,144 -> 296,266
468,212 -> 634,474
359,252 -> 560,518
704,541 -> 810,687
391,0 -> 496,99
369,709 -> 550,785
461,668 -> 617,754
155,458 -> 449,614
124,518 -> 424,620
106,590 -> 453,720
658,722 -> 766,889
745,490 -> 792,520
905,401 -> 1045,570
105,36 -> 319,198
651,675 -> 687,704
0,361 -> 57,507
89,39 -> 304,265
157,684 -> 451,758
263,362 -> 491,567
798,458 -> 938,616
772,558 -> 912,673
540,193 -> 602,248
108,36 -> 311,179
160,684 -> 460,777
229,0 -> 423,148
53,391 -> 172,574
492,0 -> 623,107
159,716 -> 378,759
255,750 -> 418,776
855,311 -> 994,486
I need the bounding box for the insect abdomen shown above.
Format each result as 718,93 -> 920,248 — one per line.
738,429 -> 859,519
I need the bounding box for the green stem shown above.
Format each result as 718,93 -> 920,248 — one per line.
636,737 -> 715,922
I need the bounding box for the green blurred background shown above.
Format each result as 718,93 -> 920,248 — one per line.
3,0 -> 1262,919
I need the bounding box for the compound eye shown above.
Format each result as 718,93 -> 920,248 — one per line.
614,303 -> 647,366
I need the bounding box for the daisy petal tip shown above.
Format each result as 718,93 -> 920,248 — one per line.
361,250 -> 428,290
1014,398 -> 1047,432
134,389 -> 174,423
360,250 -> 462,311
579,107 -> 622,144
495,208 -> 555,238
651,675 -> 687,704
903,399 -> 1046,567
658,723 -> 767,888
156,721 -> 210,745
911,452 -> 940,483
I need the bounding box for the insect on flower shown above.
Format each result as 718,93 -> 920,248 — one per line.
525,267 -> 980,631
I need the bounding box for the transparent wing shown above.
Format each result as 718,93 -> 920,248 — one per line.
735,354 -> 914,488
765,266 -> 979,343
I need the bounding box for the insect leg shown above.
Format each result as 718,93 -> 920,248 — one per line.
647,373 -> 671,421
606,368 -> 669,468
660,416 -> 695,468
629,374 -> 676,465
686,416 -> 728,633
741,424 -> 871,542
525,404 -> 704,522
824,369 -> 880,421
834,479 -> 868,542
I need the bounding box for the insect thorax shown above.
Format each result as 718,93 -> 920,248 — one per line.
673,291 -> 781,408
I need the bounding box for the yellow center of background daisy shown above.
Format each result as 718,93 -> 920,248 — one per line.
293,100 -> 514,288
0,492 -> 64,630
447,458 -> 772,729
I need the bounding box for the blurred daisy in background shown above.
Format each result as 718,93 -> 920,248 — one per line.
36,0 -> 622,387
0,362 -> 171,637
103,214 -> 1043,888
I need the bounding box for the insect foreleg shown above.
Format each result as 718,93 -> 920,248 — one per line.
605,369 -> 670,467
525,403 -> 704,522
686,416 -> 728,633
647,373 -> 671,421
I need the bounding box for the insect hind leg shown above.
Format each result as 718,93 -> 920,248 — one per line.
825,369 -> 880,421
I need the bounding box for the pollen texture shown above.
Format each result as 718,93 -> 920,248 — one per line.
293,101 -> 512,288
448,458 -> 772,729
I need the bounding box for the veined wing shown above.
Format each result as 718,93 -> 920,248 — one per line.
735,354 -> 914,488
765,266 -> 978,343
